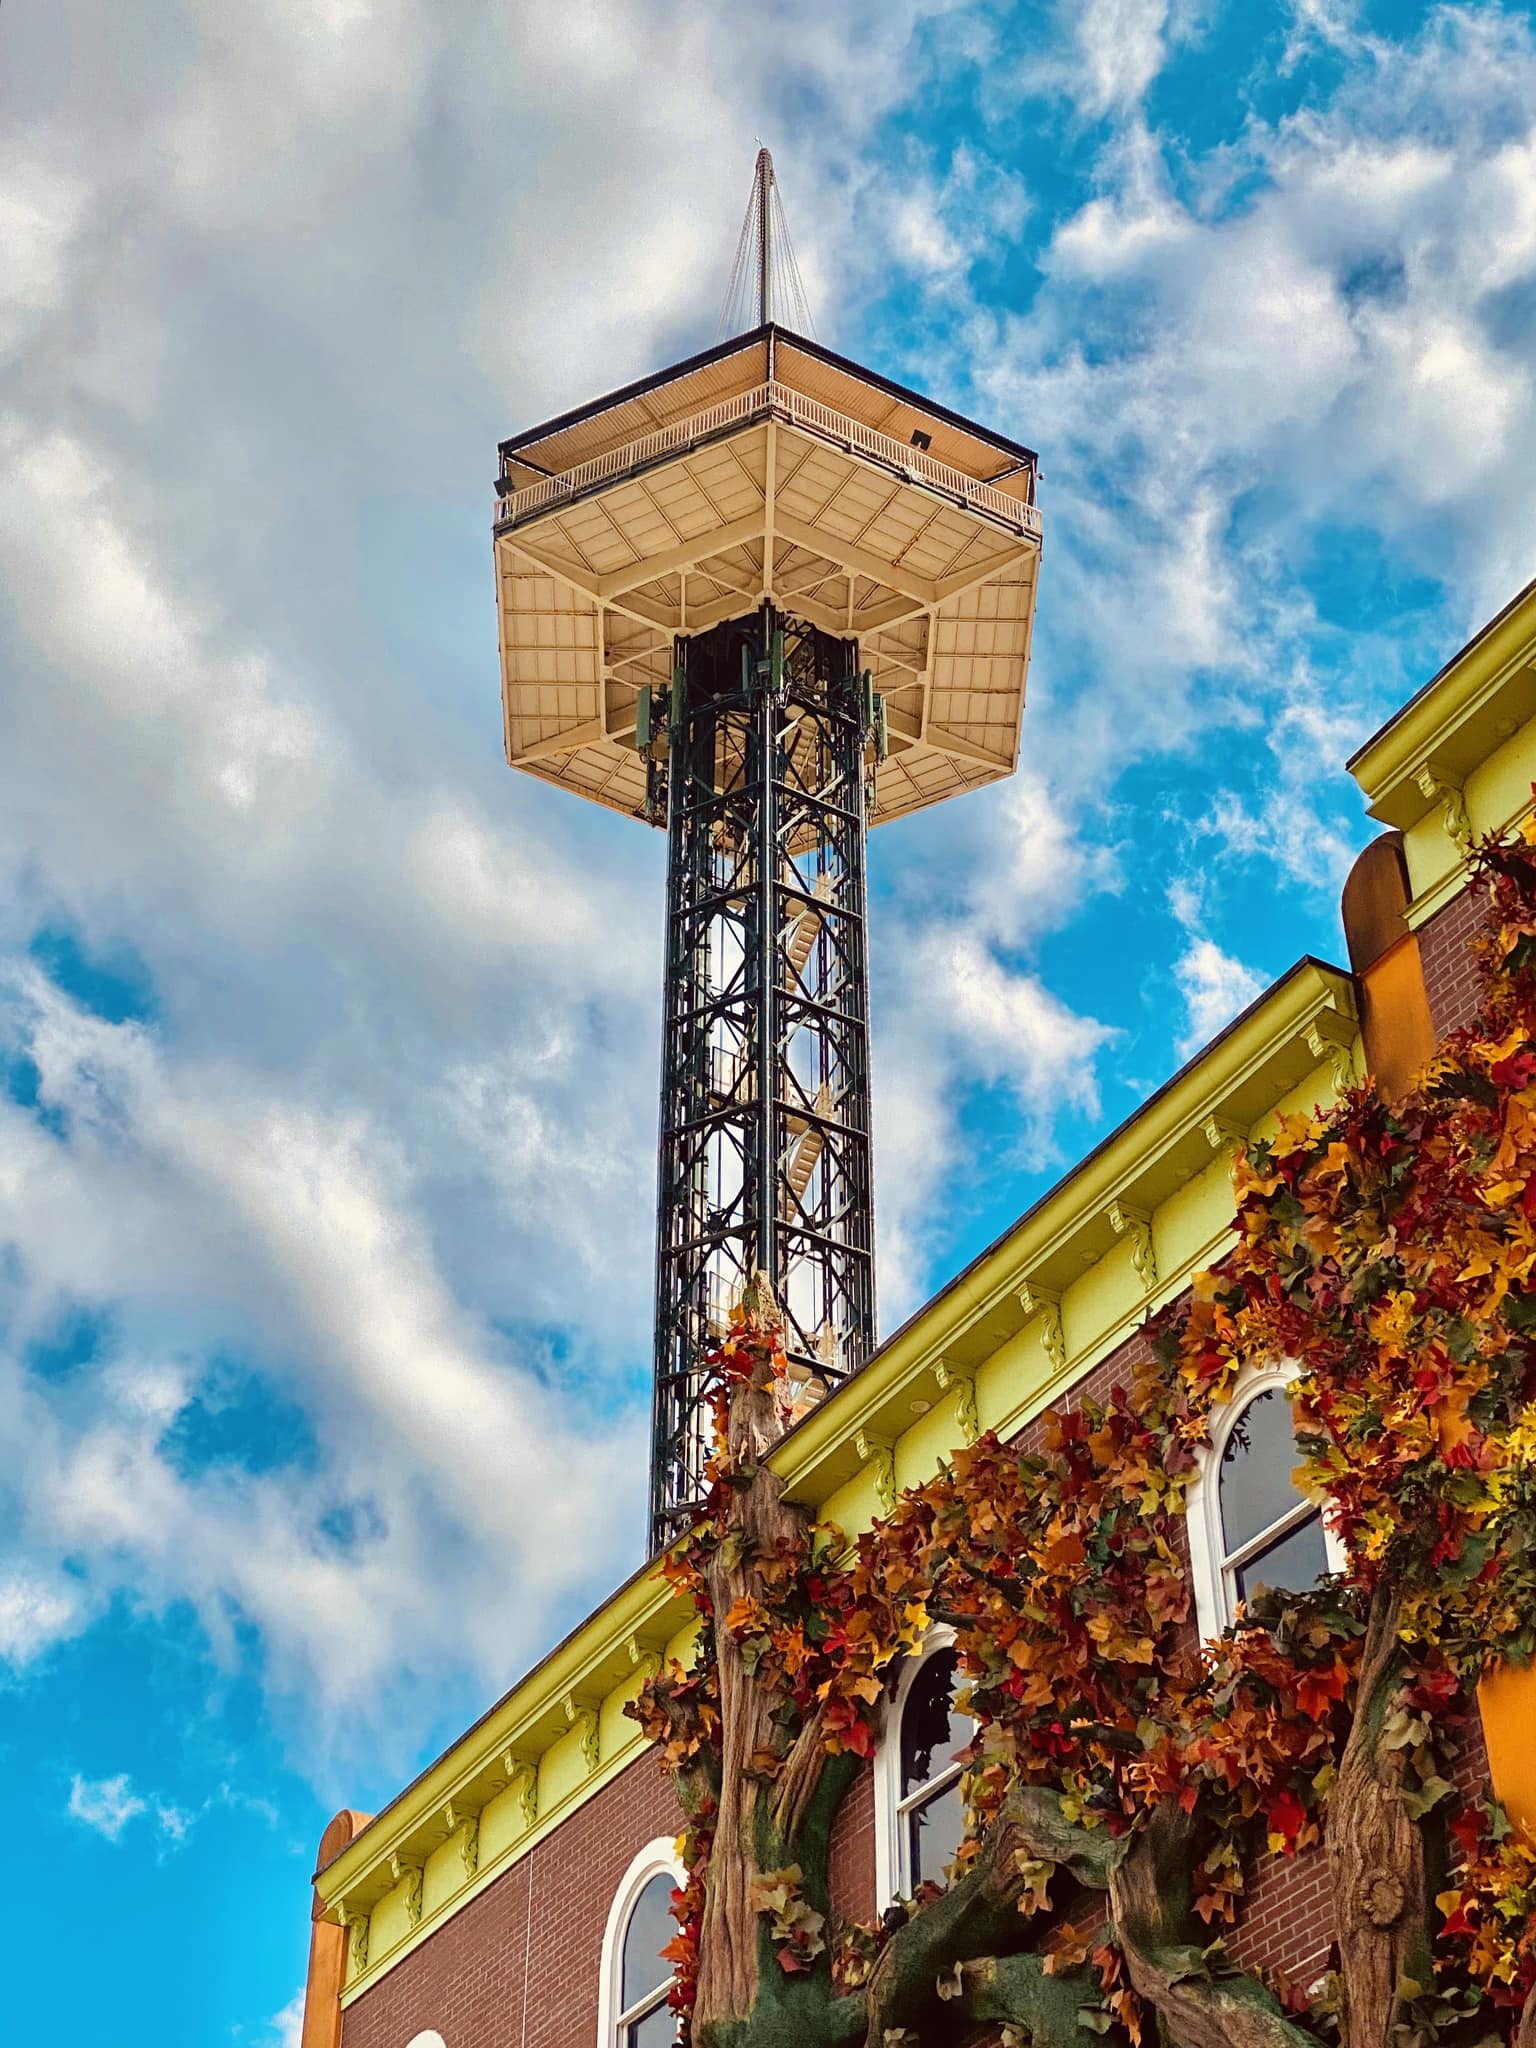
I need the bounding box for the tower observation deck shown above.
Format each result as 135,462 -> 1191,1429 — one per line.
492,153 -> 1042,1551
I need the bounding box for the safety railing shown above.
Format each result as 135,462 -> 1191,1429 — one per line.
496,382 -> 1040,538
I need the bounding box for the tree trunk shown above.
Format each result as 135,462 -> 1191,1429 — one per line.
1326,1587 -> 1430,2048
1110,1803 -> 1319,2048
694,1350 -> 805,2034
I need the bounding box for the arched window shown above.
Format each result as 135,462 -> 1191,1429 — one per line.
874,1636 -> 970,1904
597,1839 -> 683,2048
1187,1365 -> 1343,1636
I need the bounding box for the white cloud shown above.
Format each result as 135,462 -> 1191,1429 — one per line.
1166,879 -> 1267,1057
0,966 -> 643,1727
0,1569 -> 88,1666
1173,936 -> 1267,1056
68,1772 -> 148,1842
1071,0 -> 1174,117
0,155 -> 86,354
66,1770 -> 201,1848
873,919 -> 1113,1319
266,1991 -> 307,2048
971,5 -> 1536,771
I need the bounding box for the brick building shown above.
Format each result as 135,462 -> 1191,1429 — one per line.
298,579 -> 1536,2048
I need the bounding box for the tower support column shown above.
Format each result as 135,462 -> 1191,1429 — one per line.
649,605 -> 877,1550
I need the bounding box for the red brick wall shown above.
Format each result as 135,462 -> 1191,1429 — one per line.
340,1751 -> 681,2048
1229,1839 -> 1333,1990
828,1760 -> 876,1928
1418,879 -> 1489,1036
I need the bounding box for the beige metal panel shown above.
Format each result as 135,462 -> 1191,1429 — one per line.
774,340 -> 1033,497
520,741 -> 650,819
494,388 -> 1040,824
505,338 -> 771,483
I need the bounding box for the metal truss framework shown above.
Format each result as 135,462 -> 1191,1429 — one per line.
650,605 -> 876,1550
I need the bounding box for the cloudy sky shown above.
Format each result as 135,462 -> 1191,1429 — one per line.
4,0 -> 1535,2038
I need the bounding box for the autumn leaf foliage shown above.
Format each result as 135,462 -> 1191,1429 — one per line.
631,813 -> 1536,2045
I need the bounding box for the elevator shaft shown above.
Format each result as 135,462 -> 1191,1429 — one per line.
648,606 -> 877,1551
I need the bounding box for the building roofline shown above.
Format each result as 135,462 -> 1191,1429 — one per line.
1347,576 -> 1536,831
831,955 -> 1344,1369
768,954 -> 1355,1502
1348,575 -> 1536,774
497,321 -> 1039,472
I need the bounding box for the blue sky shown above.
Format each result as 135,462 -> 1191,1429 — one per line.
4,0 -> 1536,2039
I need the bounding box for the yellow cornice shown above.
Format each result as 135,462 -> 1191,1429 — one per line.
769,957 -> 1356,1507
314,1564 -> 679,1914
1349,577 -> 1536,831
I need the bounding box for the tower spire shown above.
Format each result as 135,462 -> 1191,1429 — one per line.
756,146 -> 772,327
718,148 -> 816,340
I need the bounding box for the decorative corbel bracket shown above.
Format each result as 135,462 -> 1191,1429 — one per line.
389,1851 -> 425,1928
854,1428 -> 897,1517
1017,1281 -> 1066,1375
626,1636 -> 662,1689
1413,764 -> 1473,859
498,1747 -> 540,1829
563,1692 -> 602,1777
342,1904 -> 369,1980
932,1358 -> 979,1445
441,1800 -> 480,1883
1107,1201 -> 1157,1292
1201,1112 -> 1245,1163
1303,1021 -> 1355,1096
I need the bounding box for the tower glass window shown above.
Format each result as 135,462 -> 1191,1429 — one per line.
894,1647 -> 969,1892
1215,1384 -> 1328,1618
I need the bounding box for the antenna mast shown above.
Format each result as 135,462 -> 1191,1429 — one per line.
756,147 -> 772,325
718,148 -> 816,340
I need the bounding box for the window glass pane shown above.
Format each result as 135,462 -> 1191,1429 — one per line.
907,1775 -> 965,1889
1220,1388 -> 1308,1553
626,1996 -> 676,2048
900,1650 -> 967,1795
621,1873 -> 677,2012
1235,1509 -> 1329,1607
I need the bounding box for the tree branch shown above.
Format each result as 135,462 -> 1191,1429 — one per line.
860,1783 -> 1115,2046
959,1952 -> 1103,2038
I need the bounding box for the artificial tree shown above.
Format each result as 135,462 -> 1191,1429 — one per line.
632,819 -> 1536,2048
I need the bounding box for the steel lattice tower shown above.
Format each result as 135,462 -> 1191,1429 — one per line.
492,154 -> 1043,1551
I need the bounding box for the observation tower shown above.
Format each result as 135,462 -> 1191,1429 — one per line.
492,152 -> 1043,1550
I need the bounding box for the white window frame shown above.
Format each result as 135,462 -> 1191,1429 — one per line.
596,1837 -> 685,2048
1185,1359 -> 1345,1639
873,1627 -> 967,1909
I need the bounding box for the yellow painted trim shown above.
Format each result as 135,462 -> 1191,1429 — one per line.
338,1729 -> 655,2007
316,1568 -> 678,1912
987,1216 -> 1238,1446
1350,579 -> 1536,831
1403,790 -> 1536,932
770,959 -> 1356,1510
